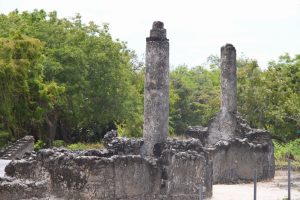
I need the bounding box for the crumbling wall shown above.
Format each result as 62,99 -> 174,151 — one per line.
0,136 -> 34,160
1,135 -> 212,200
208,132 -> 275,184
103,130 -> 143,155
187,117 -> 275,184
186,43 -> 275,184
0,177 -> 49,200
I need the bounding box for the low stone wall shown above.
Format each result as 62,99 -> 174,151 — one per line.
187,116 -> 275,184
0,136 -> 34,160
0,177 -> 49,200
1,136 -> 212,200
207,133 -> 275,184
186,126 -> 208,146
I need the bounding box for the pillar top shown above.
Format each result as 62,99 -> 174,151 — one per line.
152,21 -> 164,29
221,43 -> 236,52
147,21 -> 168,41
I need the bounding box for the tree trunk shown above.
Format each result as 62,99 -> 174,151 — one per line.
45,112 -> 58,148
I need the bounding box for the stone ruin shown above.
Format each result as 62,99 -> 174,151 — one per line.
0,136 -> 34,160
187,44 -> 275,184
0,21 -> 274,199
0,136 -> 212,200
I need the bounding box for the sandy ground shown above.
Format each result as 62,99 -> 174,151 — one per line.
0,159 -> 11,177
210,170 -> 300,200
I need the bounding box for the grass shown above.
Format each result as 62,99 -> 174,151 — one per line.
274,139 -> 300,169
34,140 -> 104,151
169,134 -> 189,140
66,142 -> 104,150
0,130 -> 11,149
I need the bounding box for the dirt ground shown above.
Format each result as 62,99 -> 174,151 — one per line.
0,159 -> 11,177
210,170 -> 300,200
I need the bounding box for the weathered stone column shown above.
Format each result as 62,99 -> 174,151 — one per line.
220,44 -> 237,114
206,44 -> 237,145
142,21 -> 169,156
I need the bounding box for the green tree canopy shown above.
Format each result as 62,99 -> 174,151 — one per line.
0,10 -> 143,143
0,9 -> 298,145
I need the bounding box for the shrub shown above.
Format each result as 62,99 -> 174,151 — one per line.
274,139 -> 300,168
0,130 -> 11,148
53,140 -> 65,148
66,142 -> 104,150
34,140 -> 46,151
274,139 -> 300,161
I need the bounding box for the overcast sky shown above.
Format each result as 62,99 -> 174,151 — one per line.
1,0 -> 300,68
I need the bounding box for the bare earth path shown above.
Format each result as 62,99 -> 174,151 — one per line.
210,170 -> 300,200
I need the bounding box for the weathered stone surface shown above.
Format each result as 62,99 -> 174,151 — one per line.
186,126 -> 208,145
206,111 -> 238,146
160,140 -> 212,198
189,116 -> 275,184
0,177 -> 49,200
0,135 -> 34,160
143,21 -> 169,156
0,135 -> 212,200
206,44 -> 238,146
220,44 -> 237,114
103,129 -> 118,146
103,130 -> 143,155
207,130 -> 275,184
188,115 -> 275,183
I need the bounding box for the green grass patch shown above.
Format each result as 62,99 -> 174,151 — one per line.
274,139 -> 300,168
66,142 -> 104,150
34,140 -> 104,151
53,140 -> 65,148
0,130 -> 11,149
34,140 -> 46,151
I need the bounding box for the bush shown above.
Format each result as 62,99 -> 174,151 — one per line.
0,131 -> 11,148
53,140 -> 65,148
66,142 -> 104,150
34,140 -> 46,151
274,139 -> 300,161
274,139 -> 300,167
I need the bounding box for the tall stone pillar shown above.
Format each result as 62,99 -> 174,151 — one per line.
207,44 -> 237,145
220,44 -> 237,114
142,21 -> 169,156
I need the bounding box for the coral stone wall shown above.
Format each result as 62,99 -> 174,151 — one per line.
0,136 -> 34,160
187,117 -> 275,184
1,137 -> 212,200
207,135 -> 275,184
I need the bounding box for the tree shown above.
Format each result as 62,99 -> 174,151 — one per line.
169,65 -> 220,134
237,54 -> 300,141
0,10 -> 143,142
0,34 -> 64,142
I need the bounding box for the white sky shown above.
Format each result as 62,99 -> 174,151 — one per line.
1,0 -> 300,69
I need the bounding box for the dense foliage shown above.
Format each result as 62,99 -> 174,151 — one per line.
237,55 -> 300,141
0,10 -> 143,145
274,139 -> 300,167
169,64 -> 220,134
170,55 -> 300,141
0,10 -> 299,147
